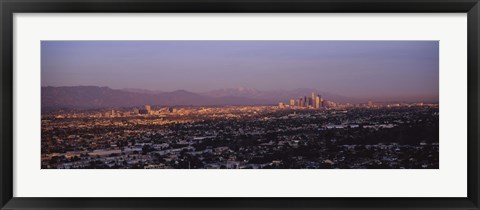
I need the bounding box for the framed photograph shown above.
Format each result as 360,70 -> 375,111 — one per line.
1,0 -> 479,209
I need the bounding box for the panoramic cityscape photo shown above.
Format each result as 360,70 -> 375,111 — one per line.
41,41 -> 439,169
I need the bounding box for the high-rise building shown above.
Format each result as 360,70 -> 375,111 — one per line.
145,105 -> 151,112
311,92 -> 315,106
299,98 -> 304,107
368,100 -> 373,108
290,99 -> 295,107
315,96 -> 320,109
278,102 -> 285,108
319,95 -> 324,108
304,96 -> 307,107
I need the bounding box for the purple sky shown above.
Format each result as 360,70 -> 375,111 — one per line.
41,41 -> 438,100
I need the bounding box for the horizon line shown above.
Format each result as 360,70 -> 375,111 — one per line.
41,85 -> 439,103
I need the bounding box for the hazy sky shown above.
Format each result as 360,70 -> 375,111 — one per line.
41,41 -> 438,100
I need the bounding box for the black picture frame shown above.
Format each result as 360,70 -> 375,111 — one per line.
1,0 -> 479,209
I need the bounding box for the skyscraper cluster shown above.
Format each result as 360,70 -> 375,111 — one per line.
279,92 -> 328,109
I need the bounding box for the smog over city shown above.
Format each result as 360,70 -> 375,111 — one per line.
41,41 -> 439,169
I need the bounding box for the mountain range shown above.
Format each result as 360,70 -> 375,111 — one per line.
41,86 -> 362,111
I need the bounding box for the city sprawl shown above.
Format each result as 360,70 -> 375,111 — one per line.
41,93 -> 439,169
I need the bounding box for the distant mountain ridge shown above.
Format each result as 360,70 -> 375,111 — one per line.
121,88 -> 164,95
41,86 -> 271,110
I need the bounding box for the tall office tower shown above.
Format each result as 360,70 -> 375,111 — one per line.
145,105 -> 151,112
290,99 -> 295,107
304,96 -> 307,107
278,102 -> 285,108
299,98 -> 304,107
315,95 -> 320,109
368,100 -> 373,108
319,95 -> 324,108
311,92 -> 315,105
